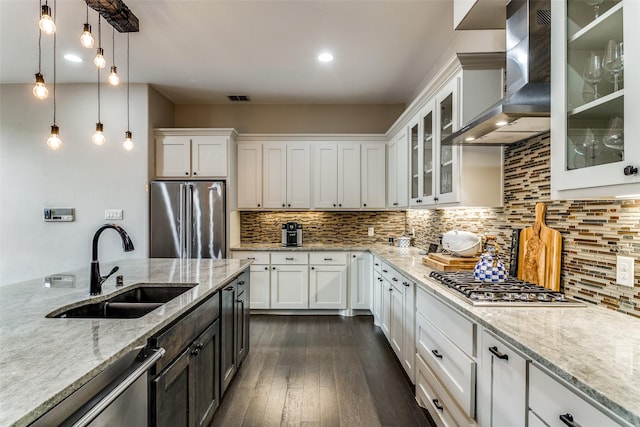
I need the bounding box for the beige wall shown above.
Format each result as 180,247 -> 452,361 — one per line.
174,103 -> 404,134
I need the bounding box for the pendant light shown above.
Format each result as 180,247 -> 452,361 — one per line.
39,0 -> 56,35
93,14 -> 106,69
33,5 -> 48,100
123,33 -> 133,151
80,4 -> 94,48
47,0 -> 61,150
107,28 -> 120,86
92,64 -> 105,145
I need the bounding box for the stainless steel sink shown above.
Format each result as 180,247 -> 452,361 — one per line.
47,283 -> 197,319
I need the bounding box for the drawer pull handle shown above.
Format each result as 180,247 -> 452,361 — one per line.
392,277 -> 398,282
247,257 -> 256,260
238,281 -> 245,286
285,257 -> 294,261
489,346 -> 509,360
382,269 -> 388,273
225,286 -> 235,291
324,258 -> 333,261
389,288 -> 393,292
559,413 -> 579,427
432,399 -> 443,411
403,281 -> 410,287
375,263 -> 379,266
431,349 -> 443,359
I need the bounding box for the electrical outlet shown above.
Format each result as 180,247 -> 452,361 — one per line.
616,255 -> 635,287
368,227 -> 375,237
104,209 -> 123,220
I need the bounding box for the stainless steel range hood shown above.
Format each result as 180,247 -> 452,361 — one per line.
443,0 -> 551,146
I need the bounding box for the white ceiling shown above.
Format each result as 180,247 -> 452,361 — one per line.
0,0 -> 458,105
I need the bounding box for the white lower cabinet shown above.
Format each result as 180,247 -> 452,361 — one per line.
309,252 -> 348,309
478,329 -> 528,427
389,282 -> 404,358
270,264 -> 309,309
528,364 -> 632,427
372,268 -> 383,326
231,251 -> 270,309
349,251 -> 372,310
415,285 -> 477,424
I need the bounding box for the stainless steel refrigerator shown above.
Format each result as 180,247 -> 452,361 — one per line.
150,181 -> 226,259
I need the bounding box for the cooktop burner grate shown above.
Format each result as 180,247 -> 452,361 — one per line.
427,271 -> 583,307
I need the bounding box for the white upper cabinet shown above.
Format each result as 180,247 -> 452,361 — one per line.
388,129 -> 409,208
337,143 -> 361,209
314,143 -> 339,209
237,143 -> 263,209
551,0 -> 640,198
155,129 -> 234,179
361,143 -> 386,209
263,142 -> 311,209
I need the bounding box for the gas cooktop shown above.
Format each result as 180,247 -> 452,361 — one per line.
427,271 -> 584,307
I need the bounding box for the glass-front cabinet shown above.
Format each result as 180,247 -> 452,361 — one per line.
551,0 -> 640,197
409,104 -> 436,206
437,86 -> 458,204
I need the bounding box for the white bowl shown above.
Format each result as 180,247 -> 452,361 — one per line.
441,230 -> 481,257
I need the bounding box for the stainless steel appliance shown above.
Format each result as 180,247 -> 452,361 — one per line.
150,181 -> 226,259
427,271 -> 583,307
281,222 -> 302,247
443,0 -> 552,145
31,347 -> 164,427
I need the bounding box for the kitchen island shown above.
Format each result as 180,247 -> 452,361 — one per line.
232,244 -> 640,426
0,258 -> 251,427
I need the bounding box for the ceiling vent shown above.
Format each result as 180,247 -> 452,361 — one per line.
227,95 -> 251,102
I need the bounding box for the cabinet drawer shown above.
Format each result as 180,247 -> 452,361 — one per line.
529,364 -> 628,427
373,257 -> 382,273
232,251 -> 269,265
271,252 -> 309,265
381,262 -> 402,286
416,286 -> 475,357
309,252 -> 348,265
151,292 -> 220,372
415,354 -> 475,427
416,311 -> 476,418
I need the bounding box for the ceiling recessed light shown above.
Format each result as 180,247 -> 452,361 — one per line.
495,121 -> 508,127
465,137 -> 475,141
64,54 -> 83,63
318,52 -> 334,62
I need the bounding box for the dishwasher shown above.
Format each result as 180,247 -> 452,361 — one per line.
30,347 -> 164,427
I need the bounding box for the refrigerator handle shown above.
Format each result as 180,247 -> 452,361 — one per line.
179,184 -> 186,259
186,184 -> 193,259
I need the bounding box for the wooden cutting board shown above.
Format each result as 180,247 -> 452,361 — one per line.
423,253 -> 479,271
517,202 -> 562,291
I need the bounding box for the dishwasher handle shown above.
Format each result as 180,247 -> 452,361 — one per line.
70,347 -> 165,427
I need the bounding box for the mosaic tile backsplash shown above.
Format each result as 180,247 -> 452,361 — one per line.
240,136 -> 639,318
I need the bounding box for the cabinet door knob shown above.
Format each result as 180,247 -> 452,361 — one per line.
403,282 -> 410,287
432,399 -> 443,411
431,349 -> 443,359
623,165 -> 638,176
311,266 -> 315,270
338,203 -> 342,207
191,348 -> 200,356
272,267 -> 276,270
363,203 -> 367,207
257,204 -> 261,207
185,172 -> 189,176
333,203 -> 337,207
488,346 -> 509,360
193,172 -> 197,175
288,204 -> 291,207
389,288 -> 393,292
353,255 -> 356,258
282,204 -> 286,207
264,266 -> 268,270
382,269 -> 388,273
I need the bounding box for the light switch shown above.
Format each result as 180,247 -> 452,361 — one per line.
104,209 -> 123,220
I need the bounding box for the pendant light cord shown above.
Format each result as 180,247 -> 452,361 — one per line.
37,0 -> 42,73
97,13 -> 101,122
127,33 -> 130,131
112,27 -> 115,64
52,0 -> 56,124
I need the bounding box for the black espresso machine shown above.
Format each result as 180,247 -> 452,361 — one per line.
282,222 -> 303,247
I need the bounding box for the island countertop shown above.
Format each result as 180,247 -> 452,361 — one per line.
0,258 -> 251,427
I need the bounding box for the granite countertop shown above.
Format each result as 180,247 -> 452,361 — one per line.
369,245 -> 640,426
0,258 -> 251,427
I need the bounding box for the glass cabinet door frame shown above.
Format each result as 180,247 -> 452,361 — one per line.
408,116 -> 422,206
551,0 -> 640,196
434,77 -> 460,205
420,102 -> 437,206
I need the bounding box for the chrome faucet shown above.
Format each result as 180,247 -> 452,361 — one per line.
90,224 -> 135,295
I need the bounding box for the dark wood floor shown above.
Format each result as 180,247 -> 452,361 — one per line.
211,314 -> 435,427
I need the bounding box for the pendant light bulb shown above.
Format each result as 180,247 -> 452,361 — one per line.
47,125 -> 61,150
92,122 -> 105,145
39,5 -> 56,35
80,23 -> 94,48
108,66 -> 120,86
33,73 -> 49,100
94,48 -> 106,69
123,131 -> 133,151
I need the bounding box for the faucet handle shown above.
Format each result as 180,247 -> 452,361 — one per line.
102,266 -> 120,284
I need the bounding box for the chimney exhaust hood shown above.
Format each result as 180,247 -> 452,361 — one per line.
443,0 -> 551,146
